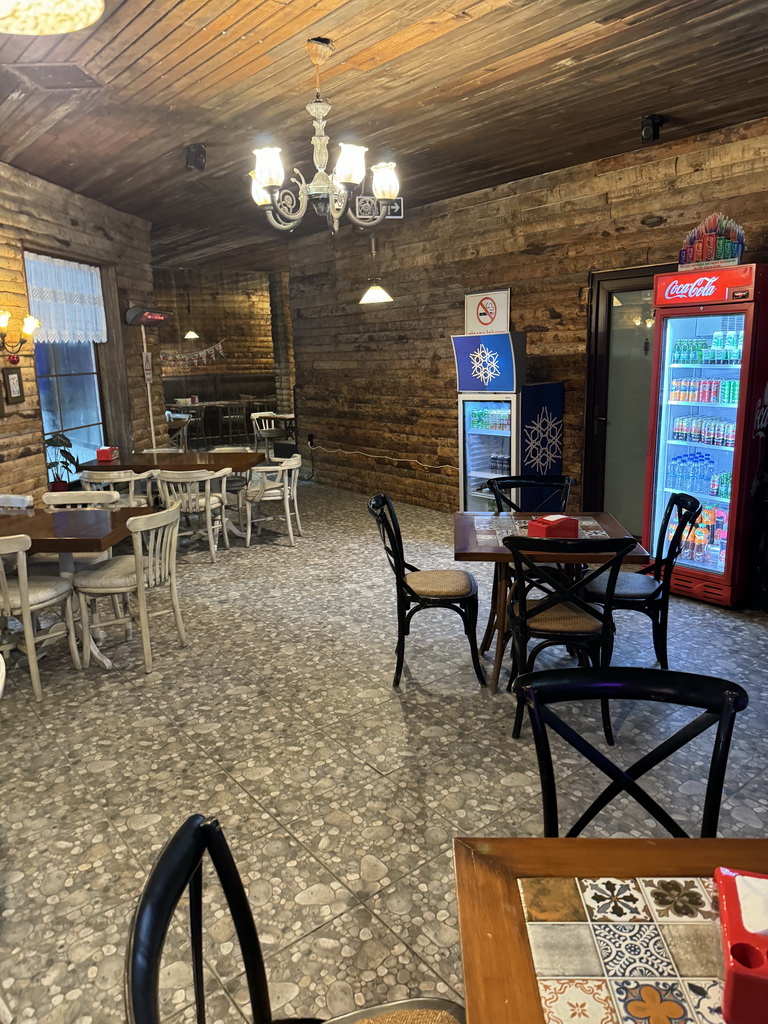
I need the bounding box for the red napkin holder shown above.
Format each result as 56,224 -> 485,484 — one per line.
96,446 -> 120,462
527,514 -> 578,539
715,866 -> 768,1024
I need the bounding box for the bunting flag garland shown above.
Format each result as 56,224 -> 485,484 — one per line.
159,341 -> 225,367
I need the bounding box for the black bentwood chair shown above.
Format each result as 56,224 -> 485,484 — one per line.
480,474 -> 575,657
583,491 -> 701,670
502,535 -> 636,742
368,493 -> 486,688
125,814 -> 466,1024
515,667 -> 749,838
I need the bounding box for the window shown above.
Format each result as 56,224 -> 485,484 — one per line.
24,252 -> 108,470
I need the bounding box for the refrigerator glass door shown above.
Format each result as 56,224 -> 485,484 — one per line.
462,399 -> 512,511
652,311 -> 745,576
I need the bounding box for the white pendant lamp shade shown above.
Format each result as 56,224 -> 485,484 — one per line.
335,143 -> 367,186
252,147 -> 284,189
371,162 -> 399,200
0,0 -> 104,34
184,330 -> 199,340
249,171 -> 272,206
359,283 -> 393,304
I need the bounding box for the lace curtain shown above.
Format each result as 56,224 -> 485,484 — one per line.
24,252 -> 108,344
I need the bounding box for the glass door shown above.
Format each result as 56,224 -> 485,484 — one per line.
652,312 -> 744,576
462,398 -> 512,511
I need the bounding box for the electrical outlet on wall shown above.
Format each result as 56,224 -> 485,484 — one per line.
307,433 -> 314,445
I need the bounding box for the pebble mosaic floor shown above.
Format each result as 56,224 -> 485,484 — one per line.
1,482 -> 767,1023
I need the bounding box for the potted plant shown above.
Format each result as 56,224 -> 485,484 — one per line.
44,431 -> 79,491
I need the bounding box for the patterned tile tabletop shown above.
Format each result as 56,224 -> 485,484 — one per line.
473,515 -> 609,544
520,874 -> 724,1023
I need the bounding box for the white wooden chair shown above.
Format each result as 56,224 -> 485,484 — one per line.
271,453 -> 303,537
0,534 -> 81,701
243,454 -> 302,547
0,494 -> 33,510
73,503 -> 187,673
41,489 -> 121,508
79,468 -> 154,507
209,447 -> 255,528
250,412 -> 286,461
156,468 -> 231,563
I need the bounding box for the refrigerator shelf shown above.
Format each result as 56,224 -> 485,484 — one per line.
662,486 -> 730,505
465,428 -> 512,436
670,362 -> 741,370
667,401 -> 739,409
667,439 -> 735,451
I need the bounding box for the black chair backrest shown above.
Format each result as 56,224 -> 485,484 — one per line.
368,492 -> 411,582
486,475 -> 574,514
649,491 -> 702,583
516,667 -> 749,838
502,535 -> 636,638
125,814 -> 274,1024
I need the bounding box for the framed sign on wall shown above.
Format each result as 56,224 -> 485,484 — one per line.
3,366 -> 24,404
464,289 -> 510,334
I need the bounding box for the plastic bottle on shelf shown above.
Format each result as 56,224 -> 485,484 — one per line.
732,379 -> 740,405
711,332 -> 724,364
737,331 -> 744,363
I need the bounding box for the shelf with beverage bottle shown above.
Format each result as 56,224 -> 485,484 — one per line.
662,486 -> 730,505
670,362 -> 741,370
669,330 -> 743,367
466,428 -> 513,436
668,401 -> 739,408
667,438 -> 736,451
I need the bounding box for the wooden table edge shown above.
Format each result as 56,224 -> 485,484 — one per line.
454,837 -> 768,1024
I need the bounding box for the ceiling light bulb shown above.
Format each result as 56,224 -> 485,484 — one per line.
359,283 -> 393,305
645,318 -> 655,329
335,143 -> 367,186
0,311 -> 10,329
249,171 -> 272,206
0,0 -> 104,34
252,147 -> 284,189
633,315 -> 643,326
21,315 -> 41,336
184,330 -> 199,340
371,162 -> 399,200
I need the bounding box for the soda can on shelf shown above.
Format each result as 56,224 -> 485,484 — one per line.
709,378 -> 720,403
690,417 -> 702,443
713,420 -> 725,447
725,422 -> 736,448
731,379 -> 740,405
699,379 -> 712,403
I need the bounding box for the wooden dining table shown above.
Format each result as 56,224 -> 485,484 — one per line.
79,450 -> 264,473
453,511 -> 651,691
455,836 -> 768,1024
0,505 -> 157,669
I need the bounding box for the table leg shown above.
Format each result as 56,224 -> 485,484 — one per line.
489,563 -> 510,694
58,554 -> 114,672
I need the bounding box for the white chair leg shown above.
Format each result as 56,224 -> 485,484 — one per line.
63,595 -> 82,671
283,488 -> 295,546
19,604 -> 43,702
205,504 -> 217,563
169,575 -> 188,648
245,500 -> 252,547
78,592 -> 92,669
122,593 -> 133,641
134,584 -> 153,673
293,484 -> 303,536
220,507 -> 230,551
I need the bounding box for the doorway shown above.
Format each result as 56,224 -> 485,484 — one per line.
584,266 -> 675,534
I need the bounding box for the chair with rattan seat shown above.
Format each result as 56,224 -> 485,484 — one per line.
582,491 -> 701,670
515,666 -> 749,838
125,813 -> 466,1024
0,533 -> 81,701
502,535 -> 636,742
73,502 -> 187,673
368,493 -> 485,689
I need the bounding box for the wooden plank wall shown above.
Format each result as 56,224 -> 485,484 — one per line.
0,160 -> 165,496
287,117 -> 768,513
269,272 -> 296,415
153,267 -> 274,382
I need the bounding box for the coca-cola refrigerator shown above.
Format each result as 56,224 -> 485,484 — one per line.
644,263 -> 768,606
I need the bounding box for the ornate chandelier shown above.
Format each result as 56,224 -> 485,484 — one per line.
250,38 -> 401,235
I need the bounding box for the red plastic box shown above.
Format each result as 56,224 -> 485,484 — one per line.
526,514 -> 578,539
715,866 -> 768,1024
96,446 -> 120,462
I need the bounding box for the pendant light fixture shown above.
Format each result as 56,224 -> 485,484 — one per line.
0,0 -> 104,35
359,236 -> 393,305
251,38 -> 402,235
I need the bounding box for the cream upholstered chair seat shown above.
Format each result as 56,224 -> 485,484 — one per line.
5,574 -> 72,606
156,469 -> 231,563
73,554 -> 149,592
404,569 -> 474,598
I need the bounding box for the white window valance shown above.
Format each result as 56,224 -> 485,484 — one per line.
24,252 -> 108,344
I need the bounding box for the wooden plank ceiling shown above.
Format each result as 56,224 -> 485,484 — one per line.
1,0 -> 767,270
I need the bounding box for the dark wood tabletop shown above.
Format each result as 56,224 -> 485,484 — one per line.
454,837 -> 768,1024
79,451 -> 264,473
453,511 -> 650,564
0,506 -> 157,553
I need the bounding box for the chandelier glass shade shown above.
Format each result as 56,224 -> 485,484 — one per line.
0,0 -> 104,34
250,39 -> 401,235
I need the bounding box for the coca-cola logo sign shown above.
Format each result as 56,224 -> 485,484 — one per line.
664,276 -> 719,300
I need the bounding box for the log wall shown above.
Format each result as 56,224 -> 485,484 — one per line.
0,160 -> 165,496
287,117 -> 768,513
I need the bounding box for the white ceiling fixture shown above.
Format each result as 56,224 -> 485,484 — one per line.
0,0 -> 103,35
250,37 -> 402,235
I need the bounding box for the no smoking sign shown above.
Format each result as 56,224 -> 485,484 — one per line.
465,289 -> 510,334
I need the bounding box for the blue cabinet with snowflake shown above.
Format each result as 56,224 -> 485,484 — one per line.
457,383 -> 564,512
